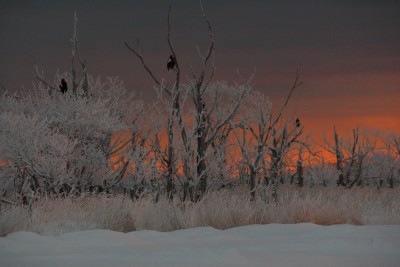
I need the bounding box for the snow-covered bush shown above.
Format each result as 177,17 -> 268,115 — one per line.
0,76 -> 143,200
363,152 -> 400,187
305,163 -> 341,186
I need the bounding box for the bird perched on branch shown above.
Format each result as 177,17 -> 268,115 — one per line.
167,54 -> 176,71
296,118 -> 301,128
59,79 -> 68,94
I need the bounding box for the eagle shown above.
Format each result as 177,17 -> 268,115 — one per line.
296,118 -> 301,128
167,54 -> 176,71
59,79 -> 68,94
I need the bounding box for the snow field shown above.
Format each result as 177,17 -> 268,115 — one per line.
1,224 -> 399,267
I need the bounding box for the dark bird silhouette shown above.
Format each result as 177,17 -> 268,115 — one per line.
167,54 -> 176,71
296,118 -> 301,128
59,79 -> 68,94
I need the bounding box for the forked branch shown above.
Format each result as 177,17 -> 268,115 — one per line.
271,69 -> 302,129
197,0 -> 216,91
124,41 -> 162,87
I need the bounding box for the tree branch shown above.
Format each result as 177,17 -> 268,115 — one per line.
271,69 -> 302,129
124,42 -> 162,86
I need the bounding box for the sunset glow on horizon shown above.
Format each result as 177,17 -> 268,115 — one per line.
1,0 -> 399,137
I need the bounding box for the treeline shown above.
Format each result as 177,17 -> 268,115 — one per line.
1,5 -> 399,206
1,73 -> 399,206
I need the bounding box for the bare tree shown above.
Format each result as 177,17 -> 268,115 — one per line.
320,127 -> 380,187
296,145 -> 304,187
348,130 -> 376,188
233,72 -> 302,201
380,132 -> 400,188
268,118 -> 304,200
125,5 -> 182,201
125,2 -> 249,201
35,13 -> 89,97
320,126 -> 346,186
343,128 -> 359,185
70,12 -> 89,96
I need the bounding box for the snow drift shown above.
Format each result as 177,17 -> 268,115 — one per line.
1,223 -> 399,267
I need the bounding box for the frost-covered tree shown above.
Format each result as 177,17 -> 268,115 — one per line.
320,127 -> 379,187
179,81 -> 249,201
0,76 -> 142,202
125,2 -> 250,201
0,13 -> 143,202
375,132 -> 400,188
233,72 -> 302,201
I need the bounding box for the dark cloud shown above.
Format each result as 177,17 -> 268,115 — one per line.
0,0 -> 399,132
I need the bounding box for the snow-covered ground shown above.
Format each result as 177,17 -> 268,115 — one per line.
1,224 -> 399,267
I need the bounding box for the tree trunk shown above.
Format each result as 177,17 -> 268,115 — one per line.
249,166 -> 256,201
388,173 -> 394,189
196,96 -> 208,200
297,158 -> 304,187
334,126 -> 345,186
349,155 -> 364,188
196,140 -> 207,200
166,117 -> 174,201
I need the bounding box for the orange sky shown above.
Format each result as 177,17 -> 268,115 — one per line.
1,1 -> 399,138
264,70 -> 400,137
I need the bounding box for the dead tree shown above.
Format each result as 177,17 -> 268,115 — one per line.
125,2 -> 248,201
269,123 -> 303,200
320,126 -> 346,186
344,128 -> 359,185
333,126 -> 345,186
296,145 -> 304,187
348,134 -> 375,188
125,5 -> 181,201
35,12 -> 89,97
320,127 -> 376,187
233,90 -> 272,201
234,72 -> 302,201
381,133 -> 400,188
70,12 -> 89,97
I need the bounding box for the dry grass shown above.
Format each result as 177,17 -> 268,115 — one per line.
0,196 -> 136,236
1,186 -> 399,236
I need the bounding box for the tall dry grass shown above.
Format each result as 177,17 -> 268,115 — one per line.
1,186 -> 399,236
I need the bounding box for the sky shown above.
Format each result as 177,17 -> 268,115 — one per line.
1,0 -> 399,136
